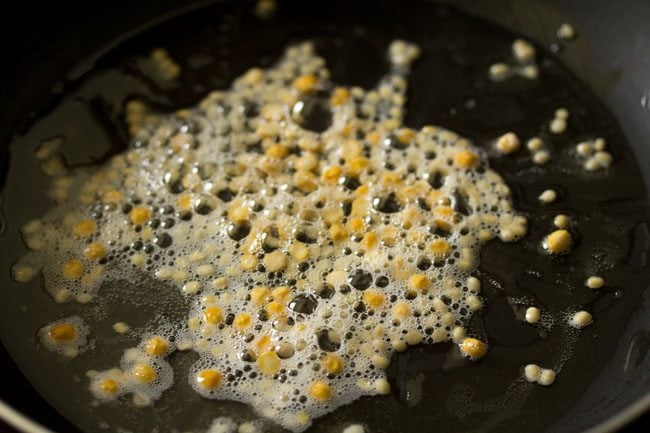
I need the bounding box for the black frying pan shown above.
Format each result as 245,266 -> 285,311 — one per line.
0,1 -> 649,432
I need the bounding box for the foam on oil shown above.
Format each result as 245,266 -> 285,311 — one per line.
13,41 -> 525,430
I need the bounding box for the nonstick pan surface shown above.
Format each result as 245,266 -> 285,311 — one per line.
0,1 -> 649,432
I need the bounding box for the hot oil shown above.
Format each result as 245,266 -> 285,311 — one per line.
0,1 -> 648,432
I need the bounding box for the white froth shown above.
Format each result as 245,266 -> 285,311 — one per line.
38,316 -> 90,358
16,41 -> 526,431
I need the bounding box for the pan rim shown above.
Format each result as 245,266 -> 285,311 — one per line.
0,400 -> 52,433
0,392 -> 648,433
585,392 -> 650,433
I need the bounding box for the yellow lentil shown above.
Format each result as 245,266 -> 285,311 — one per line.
545,229 -> 572,254
309,381 -> 332,401
459,337 -> 487,359
49,323 -> 76,342
63,260 -> 84,279
133,364 -> 156,383
196,369 -> 222,390
145,336 -> 169,357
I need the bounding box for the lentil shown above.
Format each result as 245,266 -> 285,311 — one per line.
570,310 -> 593,329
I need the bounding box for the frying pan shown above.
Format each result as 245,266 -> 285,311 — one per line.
0,0 -> 649,432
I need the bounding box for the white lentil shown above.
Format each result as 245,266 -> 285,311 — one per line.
524,364 -> 541,382
538,189 -> 557,204
189,250 -> 207,262
554,108 -> 569,120
211,277 -> 228,289
156,267 -> 173,280
371,339 -> 386,352
197,264 -> 216,277
576,142 -> 593,157
577,138 -> 612,171
467,295 -> 482,311
451,326 -> 466,342
520,65 -> 539,80
405,330 -> 423,345
12,265 -> 36,283
495,132 -> 520,154
550,117 -> 567,134
53,289 -> 72,303
570,310 -> 593,329
25,238 -> 45,251
538,368 -> 556,386
374,378 -> 391,395
172,269 -> 188,281
388,40 -> 421,66
525,307 -> 541,324
533,150 -> 551,165
22,220 -> 43,234
512,39 -> 536,63
342,425 -> 365,433
77,293 -> 93,304
594,151 -> 613,166
466,276 -> 481,292
553,214 -> 570,229
584,158 -> 600,171
207,417 -> 237,433
132,394 -> 152,407
113,322 -> 130,334
238,422 -> 258,433
371,354 -> 390,369
391,340 -> 404,352
131,253 -> 146,267
584,151 -> 613,171
527,137 -> 544,152
150,48 -> 181,80
431,328 -> 447,343
557,23 -> 576,40
177,340 -> 193,351
489,63 -> 511,81
182,281 -> 202,295
585,276 -> 605,289
254,0 -> 277,19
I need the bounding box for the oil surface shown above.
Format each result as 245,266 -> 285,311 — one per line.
0,1 -> 649,433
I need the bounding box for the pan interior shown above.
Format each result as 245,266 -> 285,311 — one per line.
0,1 -> 649,432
